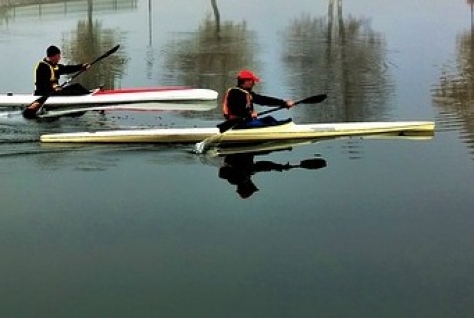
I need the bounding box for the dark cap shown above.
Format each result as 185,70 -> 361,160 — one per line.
46,45 -> 61,57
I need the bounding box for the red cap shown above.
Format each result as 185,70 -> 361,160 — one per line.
237,69 -> 260,82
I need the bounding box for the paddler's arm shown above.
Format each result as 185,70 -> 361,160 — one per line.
58,63 -> 90,75
252,92 -> 295,108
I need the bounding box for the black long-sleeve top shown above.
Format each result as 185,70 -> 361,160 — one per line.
223,86 -> 286,119
34,59 -> 84,95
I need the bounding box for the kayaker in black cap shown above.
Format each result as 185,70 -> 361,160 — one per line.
23,45 -> 91,117
34,45 -> 90,96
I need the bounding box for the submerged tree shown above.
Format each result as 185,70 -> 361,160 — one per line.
0,6 -> 11,26
162,0 -> 260,118
61,0 -> 127,90
281,0 -> 393,123
432,3 -> 474,156
164,16 -> 258,89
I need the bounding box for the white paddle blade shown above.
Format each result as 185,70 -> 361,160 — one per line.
194,141 -> 207,154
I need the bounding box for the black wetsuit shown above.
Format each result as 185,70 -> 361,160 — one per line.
34,59 -> 89,96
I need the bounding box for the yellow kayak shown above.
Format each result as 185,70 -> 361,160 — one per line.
40,120 -> 435,144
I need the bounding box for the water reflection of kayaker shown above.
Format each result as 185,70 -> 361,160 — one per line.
218,153 -> 327,199
221,70 -> 295,129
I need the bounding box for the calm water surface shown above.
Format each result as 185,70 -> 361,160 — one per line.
1,0 -> 474,317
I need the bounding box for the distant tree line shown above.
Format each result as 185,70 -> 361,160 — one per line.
1,0 -> 71,8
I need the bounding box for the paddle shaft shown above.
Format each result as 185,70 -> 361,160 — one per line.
63,44 -> 120,86
258,94 -> 327,117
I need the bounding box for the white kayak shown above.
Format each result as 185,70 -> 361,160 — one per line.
40,120 -> 435,144
0,86 -> 218,108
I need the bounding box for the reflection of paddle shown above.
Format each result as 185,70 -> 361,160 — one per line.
23,44 -> 120,119
283,158 -> 327,170
194,94 -> 328,154
252,158 -> 327,172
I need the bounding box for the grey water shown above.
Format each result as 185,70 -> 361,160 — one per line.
1,0 -> 474,317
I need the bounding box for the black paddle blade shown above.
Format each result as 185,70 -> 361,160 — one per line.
295,94 -> 327,105
217,118 -> 243,133
24,95 -> 49,113
90,44 -> 120,65
22,107 -> 39,119
106,44 -> 120,56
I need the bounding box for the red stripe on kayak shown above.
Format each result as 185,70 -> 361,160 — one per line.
93,86 -> 192,95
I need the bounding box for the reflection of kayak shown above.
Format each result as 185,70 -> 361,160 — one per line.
0,87 -> 218,108
206,126 -> 436,156
34,101 -> 217,119
40,120 -> 435,144
206,132 -> 435,157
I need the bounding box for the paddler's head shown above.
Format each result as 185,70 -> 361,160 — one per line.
237,69 -> 260,90
237,179 -> 259,199
46,45 -> 61,65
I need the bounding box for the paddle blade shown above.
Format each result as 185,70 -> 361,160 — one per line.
217,118 -> 243,133
22,107 -> 39,119
194,141 -> 206,154
295,94 -> 327,105
23,95 -> 49,115
299,158 -> 327,170
106,44 -> 120,56
194,119 -> 243,153
90,44 -> 120,66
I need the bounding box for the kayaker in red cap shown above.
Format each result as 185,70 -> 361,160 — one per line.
221,69 -> 295,128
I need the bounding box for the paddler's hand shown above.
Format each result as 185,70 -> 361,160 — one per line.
251,111 -> 258,119
285,100 -> 295,108
82,63 -> 91,70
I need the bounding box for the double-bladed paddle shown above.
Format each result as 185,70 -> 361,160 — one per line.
23,44 -> 120,119
194,93 -> 328,154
